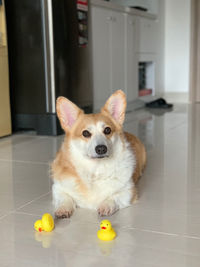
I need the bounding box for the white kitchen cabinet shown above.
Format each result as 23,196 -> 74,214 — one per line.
110,10 -> 125,94
91,3 -> 157,111
124,14 -> 138,102
91,6 -> 111,111
137,17 -> 157,54
91,6 -> 126,111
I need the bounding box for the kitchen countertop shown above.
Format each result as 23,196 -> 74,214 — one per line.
90,0 -> 157,20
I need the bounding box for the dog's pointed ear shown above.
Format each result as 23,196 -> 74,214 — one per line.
101,90 -> 127,125
56,97 -> 83,131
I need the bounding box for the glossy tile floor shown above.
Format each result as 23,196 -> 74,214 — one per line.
0,104 -> 200,267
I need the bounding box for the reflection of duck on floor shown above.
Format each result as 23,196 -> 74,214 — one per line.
34,214 -> 55,248
97,239 -> 116,256
34,231 -> 53,248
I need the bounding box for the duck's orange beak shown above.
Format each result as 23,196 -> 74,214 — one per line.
101,226 -> 106,229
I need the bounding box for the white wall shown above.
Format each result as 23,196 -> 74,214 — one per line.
111,0 -> 165,95
154,0 -> 165,95
164,0 -> 191,93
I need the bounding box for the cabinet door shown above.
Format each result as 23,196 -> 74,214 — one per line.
111,10 -> 125,93
138,17 -> 156,54
91,6 -> 112,111
125,14 -> 138,101
0,48 -> 11,136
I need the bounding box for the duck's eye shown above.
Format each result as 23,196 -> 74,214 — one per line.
104,127 -> 111,135
82,130 -> 91,138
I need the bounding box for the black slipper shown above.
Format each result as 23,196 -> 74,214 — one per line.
145,98 -> 173,109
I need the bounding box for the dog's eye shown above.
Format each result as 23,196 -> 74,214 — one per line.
82,130 -> 91,138
104,127 -> 111,135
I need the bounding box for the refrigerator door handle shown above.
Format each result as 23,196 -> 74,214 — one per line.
41,0 -> 56,113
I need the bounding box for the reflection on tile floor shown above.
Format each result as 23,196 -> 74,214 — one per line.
0,104 -> 200,266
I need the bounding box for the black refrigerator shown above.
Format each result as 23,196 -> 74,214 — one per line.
5,0 -> 92,135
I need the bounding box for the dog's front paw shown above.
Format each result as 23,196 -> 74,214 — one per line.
55,206 -> 74,219
98,199 -> 118,217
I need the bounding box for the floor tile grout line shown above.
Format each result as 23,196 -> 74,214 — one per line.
2,211 -> 200,241
121,226 -> 200,240
16,191 -> 52,211
0,158 -> 50,165
0,135 -> 40,143
0,212 -> 11,220
128,205 -> 200,219
166,120 -> 187,131
0,191 -> 52,221
182,234 -> 200,240
2,209 -> 200,241
12,211 -> 47,217
0,135 -> 46,149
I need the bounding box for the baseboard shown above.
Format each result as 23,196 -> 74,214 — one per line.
13,113 -> 63,136
126,92 -> 189,112
161,92 -> 189,103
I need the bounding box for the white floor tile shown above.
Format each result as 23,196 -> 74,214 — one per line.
0,103 -> 200,266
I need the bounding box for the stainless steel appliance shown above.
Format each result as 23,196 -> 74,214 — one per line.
5,0 -> 92,135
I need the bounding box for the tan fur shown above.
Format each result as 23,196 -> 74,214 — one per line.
101,90 -> 127,125
51,139 -> 88,195
52,90 -> 146,217
124,132 -> 146,184
51,111 -> 122,180
70,113 -> 121,140
52,129 -> 146,191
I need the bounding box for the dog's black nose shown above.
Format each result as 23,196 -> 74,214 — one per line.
95,145 -> 107,155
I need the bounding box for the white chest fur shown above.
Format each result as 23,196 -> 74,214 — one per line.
53,138 -> 136,209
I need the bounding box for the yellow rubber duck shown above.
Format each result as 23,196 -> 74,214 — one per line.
97,220 -> 116,241
34,213 -> 54,232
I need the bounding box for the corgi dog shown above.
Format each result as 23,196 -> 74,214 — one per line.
51,90 -> 146,218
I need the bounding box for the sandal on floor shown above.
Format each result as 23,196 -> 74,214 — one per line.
145,98 -> 173,109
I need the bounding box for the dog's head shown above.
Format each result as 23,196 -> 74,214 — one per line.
56,90 -> 127,160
